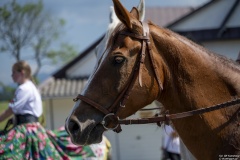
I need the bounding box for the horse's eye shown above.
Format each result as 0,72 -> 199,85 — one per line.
114,56 -> 125,64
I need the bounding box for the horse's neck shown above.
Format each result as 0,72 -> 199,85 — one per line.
151,25 -> 240,158
151,25 -> 240,117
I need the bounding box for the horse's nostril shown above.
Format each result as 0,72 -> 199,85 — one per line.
68,119 -> 81,136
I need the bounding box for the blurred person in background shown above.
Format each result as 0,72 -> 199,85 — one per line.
161,125 -> 181,160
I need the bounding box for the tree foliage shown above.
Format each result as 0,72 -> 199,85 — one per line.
0,0 -> 77,80
0,82 -> 15,101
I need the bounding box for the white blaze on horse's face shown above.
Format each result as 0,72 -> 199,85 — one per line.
65,0 -> 146,146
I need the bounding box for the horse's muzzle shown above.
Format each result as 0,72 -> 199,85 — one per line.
65,116 -> 82,145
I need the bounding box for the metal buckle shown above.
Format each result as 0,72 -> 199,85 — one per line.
120,102 -> 125,108
101,113 -> 119,130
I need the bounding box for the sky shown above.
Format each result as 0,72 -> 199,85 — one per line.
0,0 -> 210,86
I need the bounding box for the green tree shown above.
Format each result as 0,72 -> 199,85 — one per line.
0,82 -> 15,101
0,0 -> 77,81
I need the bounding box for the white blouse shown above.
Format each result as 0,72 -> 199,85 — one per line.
9,80 -> 42,117
163,125 -> 180,154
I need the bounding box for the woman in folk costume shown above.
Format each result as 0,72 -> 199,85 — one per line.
0,61 -> 95,159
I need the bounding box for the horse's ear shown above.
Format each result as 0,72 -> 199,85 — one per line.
113,0 -> 133,29
130,7 -> 139,21
137,0 -> 145,21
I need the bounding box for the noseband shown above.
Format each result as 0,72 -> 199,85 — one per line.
72,22 -> 240,133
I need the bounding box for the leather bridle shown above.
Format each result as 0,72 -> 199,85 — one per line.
73,22 -> 240,133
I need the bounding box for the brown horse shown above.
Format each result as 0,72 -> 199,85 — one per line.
65,0 -> 240,159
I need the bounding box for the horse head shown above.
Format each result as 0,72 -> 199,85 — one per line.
65,0 -> 155,145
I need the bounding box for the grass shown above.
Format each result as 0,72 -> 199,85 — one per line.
0,101 -> 46,130
0,101 -> 9,130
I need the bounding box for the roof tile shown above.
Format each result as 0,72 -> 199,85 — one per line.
145,7 -> 193,26
39,78 -> 88,99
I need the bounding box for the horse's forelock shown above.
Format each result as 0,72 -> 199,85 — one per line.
105,23 -> 126,55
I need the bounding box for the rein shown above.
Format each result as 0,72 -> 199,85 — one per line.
118,98 -> 240,125
73,22 -> 240,133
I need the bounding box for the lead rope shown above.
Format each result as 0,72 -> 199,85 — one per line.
118,98 -> 240,125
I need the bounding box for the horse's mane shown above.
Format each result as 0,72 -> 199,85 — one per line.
149,22 -> 240,74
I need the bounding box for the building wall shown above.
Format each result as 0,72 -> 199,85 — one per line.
44,97 -> 74,130
67,50 -> 97,78
104,125 -> 163,160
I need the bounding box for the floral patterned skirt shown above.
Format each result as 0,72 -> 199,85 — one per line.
0,123 -> 95,160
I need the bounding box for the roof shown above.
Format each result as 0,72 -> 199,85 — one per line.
176,27 -> 240,42
39,77 -> 88,99
145,7 -> 193,27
